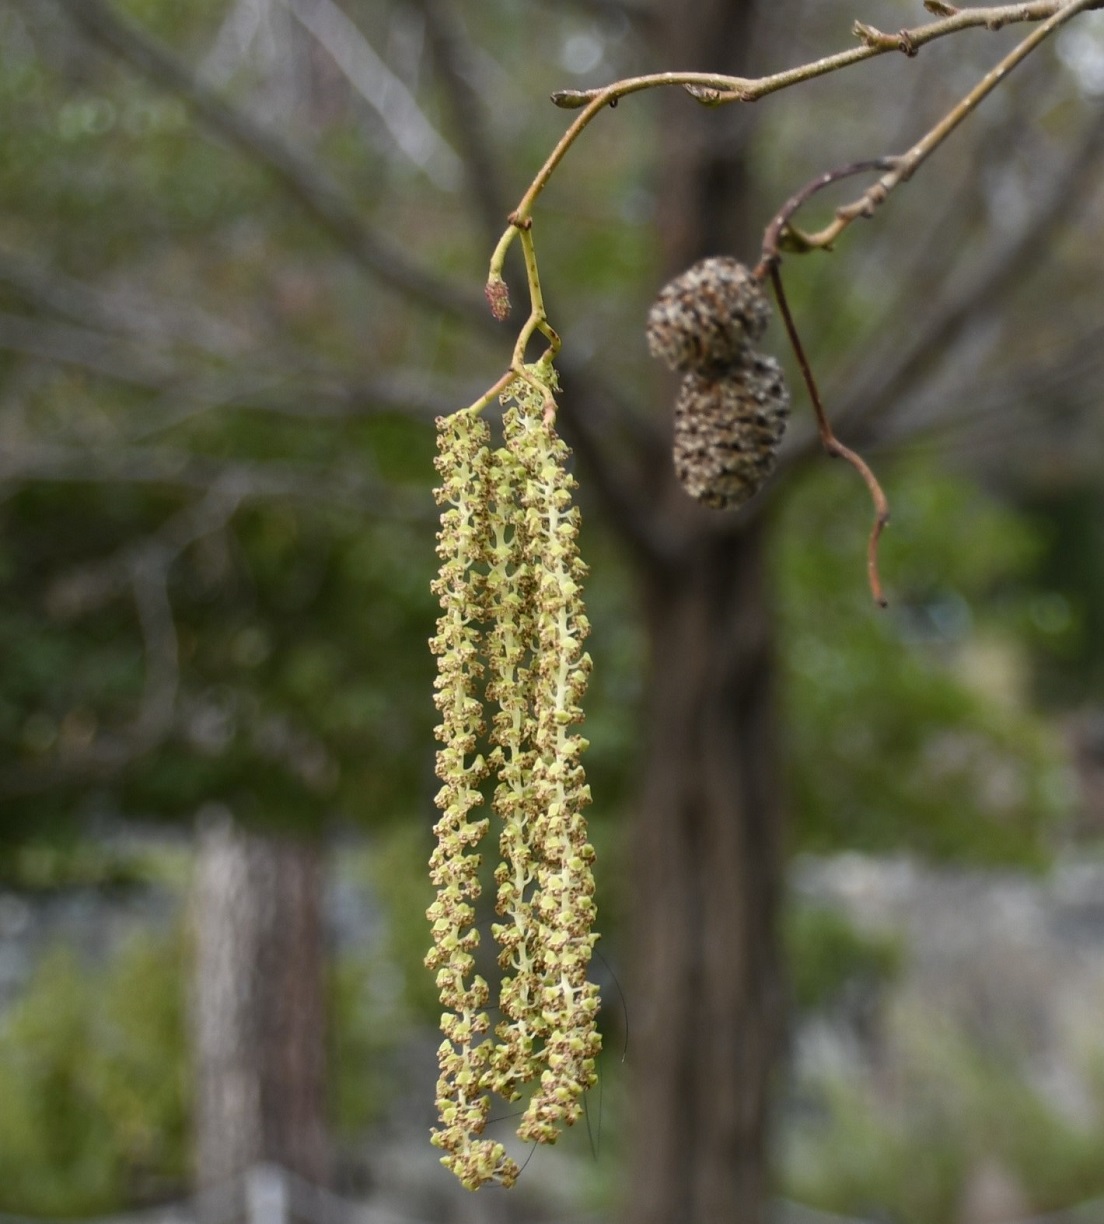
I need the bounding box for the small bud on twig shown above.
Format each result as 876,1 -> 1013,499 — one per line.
484,274 -> 511,321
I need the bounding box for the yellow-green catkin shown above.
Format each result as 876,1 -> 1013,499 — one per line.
504,392 -> 600,1143
427,371 -> 601,1190
426,410 -> 519,1190
483,426 -> 545,1104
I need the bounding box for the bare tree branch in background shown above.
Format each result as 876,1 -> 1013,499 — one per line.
0,246 -> 244,355
833,104 -> 1104,444
884,315 -> 1104,458
285,0 -> 464,190
0,443 -> 431,518
47,0 -> 494,327
406,0 -> 511,245
0,313 -> 182,388
0,306 -> 464,435
539,0 -> 657,29
3,481 -> 245,794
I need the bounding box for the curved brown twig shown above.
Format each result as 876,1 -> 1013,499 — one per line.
756,158 -> 899,273
767,264 -> 890,608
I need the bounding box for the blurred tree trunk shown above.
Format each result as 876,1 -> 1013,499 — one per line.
192,820 -> 329,1190
625,3 -> 785,1222
628,520 -> 785,1224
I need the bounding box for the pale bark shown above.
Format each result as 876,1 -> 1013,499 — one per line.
192,819 -> 328,1190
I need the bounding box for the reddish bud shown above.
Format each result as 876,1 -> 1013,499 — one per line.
485,276 -> 511,321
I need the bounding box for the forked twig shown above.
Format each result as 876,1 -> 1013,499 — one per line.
471,0 -> 1099,604
793,0 -> 1099,250
756,159 -> 899,270
486,1 -> 1098,322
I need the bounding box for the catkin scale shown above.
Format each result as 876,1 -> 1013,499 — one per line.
646,256 -> 771,372
673,358 -> 789,509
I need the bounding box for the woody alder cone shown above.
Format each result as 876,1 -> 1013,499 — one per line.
673,357 -> 790,510
646,256 -> 771,372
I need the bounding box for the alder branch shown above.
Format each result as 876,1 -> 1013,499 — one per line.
551,0 -> 1104,108
792,0 -> 1099,251
468,0 -> 1099,603
485,0 -> 1098,384
524,0 -> 1101,230
50,0 -> 493,329
839,79 -> 1037,365
764,96 -> 1104,574
769,265 -> 890,606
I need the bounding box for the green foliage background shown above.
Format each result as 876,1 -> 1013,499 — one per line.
0,0 -> 1101,1218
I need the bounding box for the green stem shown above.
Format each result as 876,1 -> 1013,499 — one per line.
511,226 -> 560,368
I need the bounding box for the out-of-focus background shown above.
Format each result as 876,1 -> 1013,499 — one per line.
3,1 -> 1104,1222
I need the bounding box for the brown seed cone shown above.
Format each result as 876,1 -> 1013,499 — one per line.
647,257 -> 771,373
673,355 -> 789,510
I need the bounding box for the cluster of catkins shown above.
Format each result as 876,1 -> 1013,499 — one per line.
646,256 -> 790,509
427,370 -> 601,1191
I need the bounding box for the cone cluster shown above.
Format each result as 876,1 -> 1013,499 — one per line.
647,256 -> 789,509
427,371 -> 600,1190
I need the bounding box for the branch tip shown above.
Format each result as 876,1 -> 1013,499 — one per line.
768,264 -> 891,607
550,89 -> 593,109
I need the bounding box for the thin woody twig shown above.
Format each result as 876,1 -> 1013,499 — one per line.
769,265 -> 890,608
487,0 -> 1098,316
538,2 -> 1102,164
756,159 -> 899,271
526,0 -> 1098,270
800,0 -> 1099,249
831,95 -> 1104,441
550,0 -> 1103,111
511,226 -> 560,368
411,0 -> 511,246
